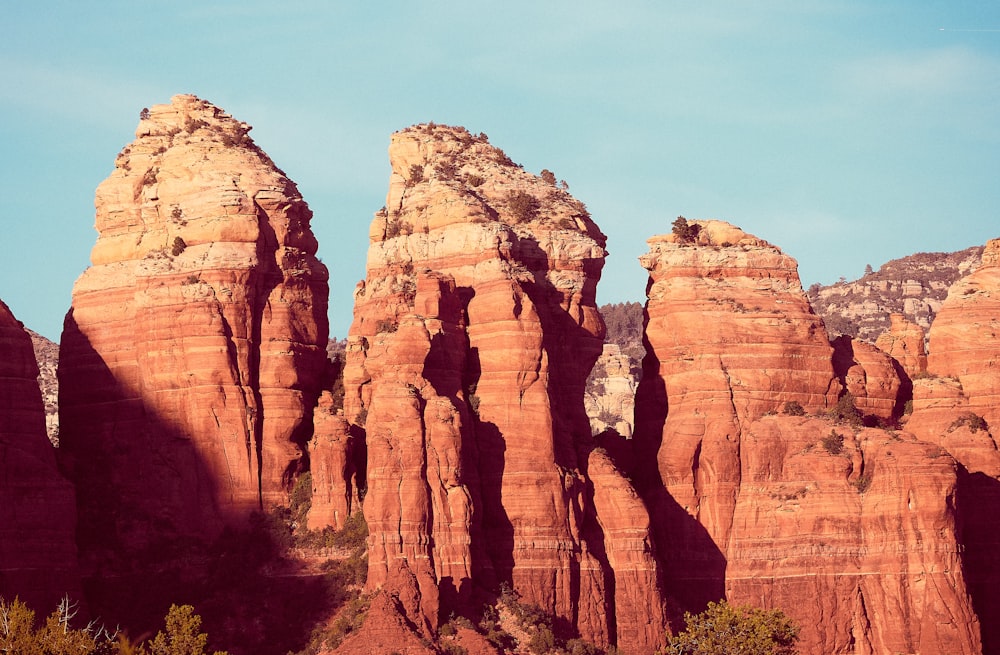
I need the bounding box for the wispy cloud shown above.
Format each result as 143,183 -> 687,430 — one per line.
840,46 -> 1000,97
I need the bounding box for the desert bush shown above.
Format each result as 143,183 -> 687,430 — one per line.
671,216 -> 700,244
853,472 -> 873,493
183,117 -> 208,133
540,169 -> 557,185
434,161 -> 459,180
828,393 -> 863,427
821,430 -> 844,455
406,164 -> 425,186
465,173 -> 485,187
782,401 -> 805,416
375,319 -> 398,334
949,412 -> 988,434
506,191 -> 540,223
661,600 -> 798,655
171,237 -> 187,257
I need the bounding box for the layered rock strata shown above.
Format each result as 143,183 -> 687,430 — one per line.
0,300 -> 80,611
59,95 -> 329,560
306,391 -> 362,531
634,221 -> 980,653
908,237 -> 1000,652
335,124 -> 663,652
874,313 -> 928,378
831,335 -> 903,422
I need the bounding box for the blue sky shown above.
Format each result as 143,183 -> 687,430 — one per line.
2,1 -> 998,340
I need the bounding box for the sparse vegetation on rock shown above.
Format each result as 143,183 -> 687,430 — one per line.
660,601 -> 799,655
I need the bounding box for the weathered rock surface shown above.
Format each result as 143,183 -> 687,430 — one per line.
634,221 -> 981,654
907,237 -> 1000,653
59,95 -> 329,562
585,343 -> 638,437
306,392 -> 362,531
831,335 -> 903,422
0,300 -> 80,611
924,238 -> 1000,431
807,246 -> 983,342
727,417 -> 979,655
635,221 -> 839,536
874,313 -> 928,378
334,124 -> 662,652
27,330 -> 60,446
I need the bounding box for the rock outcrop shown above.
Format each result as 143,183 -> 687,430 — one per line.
59,95 -> 329,562
874,313 -> 928,378
27,330 -> 60,446
634,221 -> 981,654
831,335 -> 903,422
333,124 -> 663,652
585,343 -> 638,437
306,392 -> 362,531
907,237 -> 1000,653
0,300 -> 80,611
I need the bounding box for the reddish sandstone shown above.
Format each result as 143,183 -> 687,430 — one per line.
334,124 -> 660,652
59,95 -> 329,561
875,313 -> 928,378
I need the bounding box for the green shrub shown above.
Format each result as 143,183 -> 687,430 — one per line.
828,393 -> 863,427
853,472 -> 873,493
148,604 -> 229,655
671,216 -> 700,244
506,191 -> 540,223
949,412 -> 988,434
171,237 -> 187,256
821,430 -> 844,455
406,164 -> 425,186
782,401 -> 805,416
662,600 -> 798,655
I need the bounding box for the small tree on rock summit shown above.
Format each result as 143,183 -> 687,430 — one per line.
672,216 -> 701,244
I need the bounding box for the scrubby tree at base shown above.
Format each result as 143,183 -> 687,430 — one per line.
660,601 -> 799,655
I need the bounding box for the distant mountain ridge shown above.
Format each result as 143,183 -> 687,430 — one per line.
807,246 -> 984,342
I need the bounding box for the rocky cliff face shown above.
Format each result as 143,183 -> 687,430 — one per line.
59,95 -> 329,562
634,221 -> 980,654
27,329 -> 60,445
0,300 -> 80,611
584,344 -> 638,437
808,246 -> 983,342
906,237 -> 1000,653
331,124 -> 663,652
874,313 -> 928,378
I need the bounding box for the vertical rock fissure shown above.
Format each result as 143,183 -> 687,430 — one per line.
250,198 -> 283,508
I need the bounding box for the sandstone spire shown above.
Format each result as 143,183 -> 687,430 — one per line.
59,95 -> 329,559
323,123 -> 664,652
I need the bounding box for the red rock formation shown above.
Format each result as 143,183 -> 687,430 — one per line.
635,221 -> 839,569
832,335 -> 903,421
59,95 -> 329,559
924,238 -> 1000,430
907,237 -> 1000,652
875,313 -> 928,378
334,124 -> 662,652
635,221 -> 981,653
727,417 -> 979,654
307,392 -> 361,531
0,300 -> 80,611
